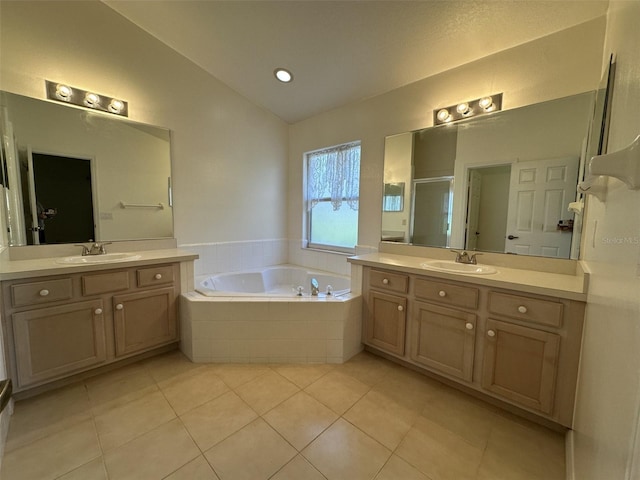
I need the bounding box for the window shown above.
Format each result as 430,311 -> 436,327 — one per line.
305,141 -> 360,252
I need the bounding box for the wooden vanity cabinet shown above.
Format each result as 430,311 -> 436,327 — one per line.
1,263 -> 180,393
411,301 -> 476,382
481,318 -> 560,414
363,269 -> 408,356
113,287 -> 177,357
360,265 -> 585,427
12,300 -> 107,387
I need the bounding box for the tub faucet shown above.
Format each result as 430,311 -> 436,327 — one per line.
311,278 -> 319,296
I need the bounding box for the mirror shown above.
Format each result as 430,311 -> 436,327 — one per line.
0,91 -> 173,246
382,91 -> 599,259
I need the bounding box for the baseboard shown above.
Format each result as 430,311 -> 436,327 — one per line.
565,429 -> 575,480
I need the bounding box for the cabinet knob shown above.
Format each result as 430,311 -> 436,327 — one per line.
39,289 -> 49,297
517,305 -> 528,314
95,308 -> 103,315
397,305 -> 404,312
438,290 -> 446,297
154,273 -> 162,280
382,278 -> 389,285
487,330 -> 496,337
115,303 -> 124,310
465,322 -> 474,330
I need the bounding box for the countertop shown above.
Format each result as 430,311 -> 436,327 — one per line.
348,253 -> 588,301
0,248 -> 199,281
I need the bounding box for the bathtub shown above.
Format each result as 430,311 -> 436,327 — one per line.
180,265 -> 362,364
196,265 -> 350,297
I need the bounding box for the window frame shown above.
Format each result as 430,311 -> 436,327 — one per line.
304,141 -> 361,254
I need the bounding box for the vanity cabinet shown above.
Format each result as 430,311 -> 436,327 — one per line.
113,287 -> 177,357
481,318 -> 560,414
360,265 -> 585,427
12,300 -> 107,387
411,301 -> 476,382
364,269 -> 408,356
1,262 -> 180,393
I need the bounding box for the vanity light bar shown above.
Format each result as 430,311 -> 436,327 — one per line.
434,93 -> 502,125
45,80 -> 128,117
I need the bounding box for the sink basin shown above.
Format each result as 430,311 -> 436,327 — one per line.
55,252 -> 142,264
420,260 -> 498,275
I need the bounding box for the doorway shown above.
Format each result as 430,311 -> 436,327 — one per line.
27,151 -> 96,244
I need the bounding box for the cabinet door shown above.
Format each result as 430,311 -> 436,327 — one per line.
12,300 -> 106,388
113,287 -> 177,357
364,291 -> 407,356
481,319 -> 560,414
411,301 -> 476,381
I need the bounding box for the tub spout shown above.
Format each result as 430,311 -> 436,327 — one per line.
311,278 -> 319,296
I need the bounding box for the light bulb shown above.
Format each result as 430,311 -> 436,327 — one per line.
84,93 -> 100,107
109,99 -> 124,114
478,96 -> 494,110
456,102 -> 470,115
274,68 -> 293,83
55,84 -> 72,100
436,108 -> 451,123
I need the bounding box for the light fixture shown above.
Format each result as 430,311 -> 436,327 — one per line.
478,96 -> 494,111
84,92 -> 100,108
108,99 -> 125,114
434,93 -> 502,125
436,108 -> 452,123
274,68 -> 293,83
456,102 -> 470,115
55,84 -> 72,100
45,80 -> 128,117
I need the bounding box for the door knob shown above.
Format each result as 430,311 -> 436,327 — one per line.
507,235 -> 519,240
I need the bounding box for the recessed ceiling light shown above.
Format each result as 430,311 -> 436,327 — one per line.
274,68 -> 293,83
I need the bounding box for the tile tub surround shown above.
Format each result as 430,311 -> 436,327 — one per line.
180,292 -> 362,364
0,350 -> 566,480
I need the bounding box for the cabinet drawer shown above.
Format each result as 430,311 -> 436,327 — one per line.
488,291 -> 563,328
137,265 -> 174,287
369,269 -> 409,294
82,271 -> 130,296
414,278 -> 478,309
11,279 -> 73,308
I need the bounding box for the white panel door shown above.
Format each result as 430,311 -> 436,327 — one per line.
505,157 -> 579,258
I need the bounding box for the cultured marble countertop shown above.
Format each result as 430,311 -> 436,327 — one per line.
0,248 -> 199,281
348,253 -> 589,301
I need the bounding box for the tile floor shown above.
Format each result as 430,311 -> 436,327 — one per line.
1,350 -> 566,480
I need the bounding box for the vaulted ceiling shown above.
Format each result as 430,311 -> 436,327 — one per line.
103,1 -> 608,123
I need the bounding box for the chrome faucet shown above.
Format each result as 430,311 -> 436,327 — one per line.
75,242 -> 112,256
451,250 -> 482,265
310,278 -> 319,296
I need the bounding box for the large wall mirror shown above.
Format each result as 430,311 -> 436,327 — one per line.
382,89 -> 608,260
0,91 -> 173,246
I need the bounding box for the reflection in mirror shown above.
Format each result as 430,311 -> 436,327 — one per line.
383,182 -> 405,212
0,91 -> 173,246
382,91 -> 599,259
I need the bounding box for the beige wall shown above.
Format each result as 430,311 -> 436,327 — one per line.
573,2 -> 640,478
0,1 -> 289,246
288,18 -> 606,266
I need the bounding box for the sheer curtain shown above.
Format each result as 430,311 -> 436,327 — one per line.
307,142 -> 360,211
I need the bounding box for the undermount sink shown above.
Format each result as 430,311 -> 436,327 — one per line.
55,252 -> 142,264
420,260 -> 498,275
